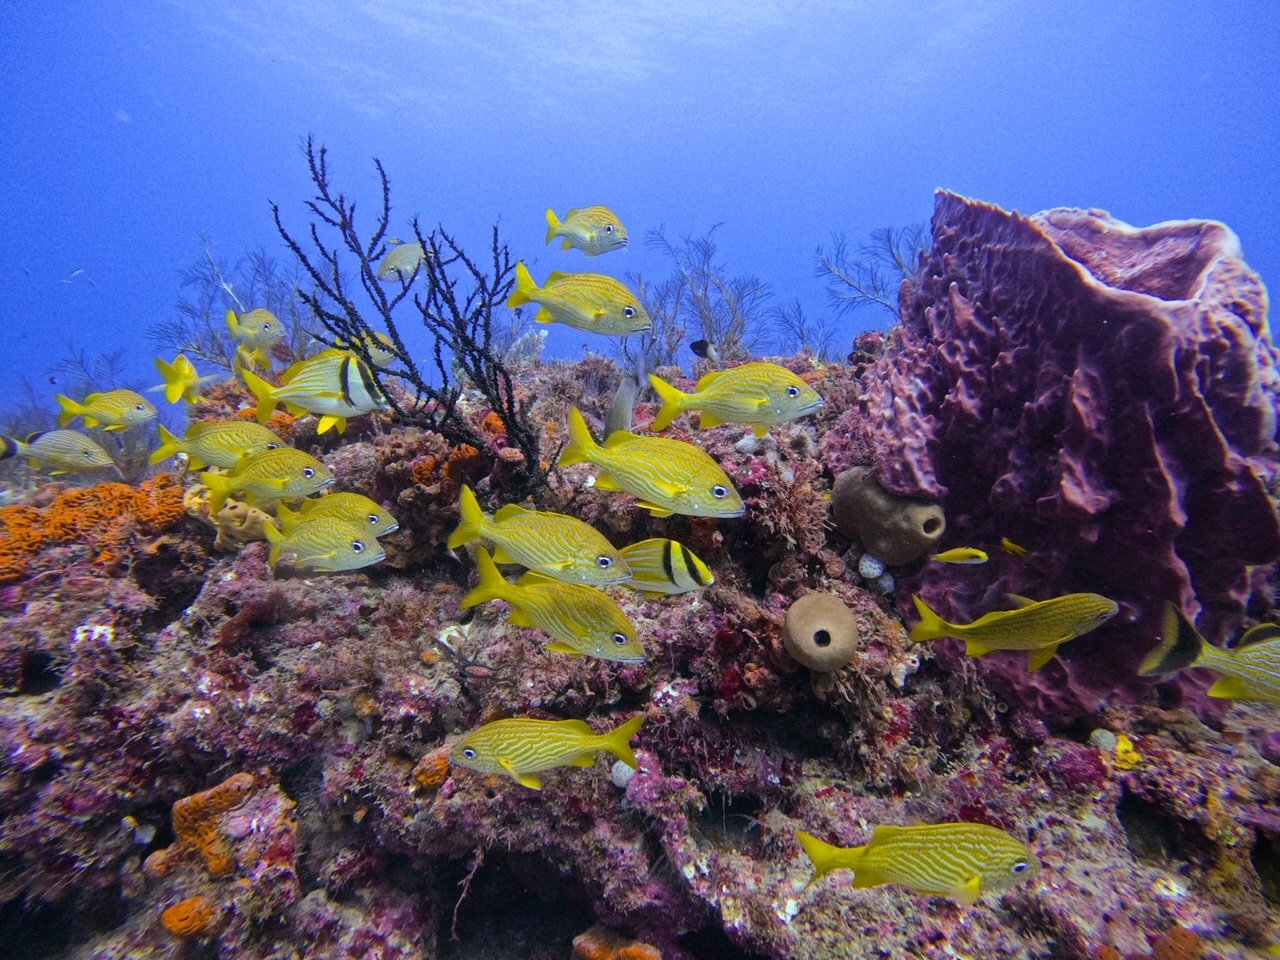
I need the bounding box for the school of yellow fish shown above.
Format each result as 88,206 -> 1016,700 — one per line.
2,199 -> 1275,911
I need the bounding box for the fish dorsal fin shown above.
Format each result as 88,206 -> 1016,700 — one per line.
603,430 -> 638,449
82,391 -> 105,404
516,571 -> 555,586
25,431 -> 46,443
546,270 -> 570,283
953,875 -> 983,907
1238,623 -> 1280,648
696,370 -> 725,389
494,503 -> 530,522
561,719 -> 594,735
564,207 -> 583,219
186,421 -> 216,437
868,825 -> 900,841
1027,645 -> 1059,672
1005,594 -> 1038,608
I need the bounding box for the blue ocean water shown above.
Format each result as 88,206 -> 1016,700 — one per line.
0,1 -> 1276,404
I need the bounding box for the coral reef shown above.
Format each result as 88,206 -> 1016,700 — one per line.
831,465 -> 946,564
850,192 -> 1280,722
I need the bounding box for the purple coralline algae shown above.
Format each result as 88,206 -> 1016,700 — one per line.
854,191 -> 1280,722
1,192 -> 1278,959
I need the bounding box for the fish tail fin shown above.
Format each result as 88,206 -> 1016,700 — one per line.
646,373 -> 688,431
601,714 -> 645,770
1139,602 -> 1204,676
544,209 -> 562,245
241,368 -> 278,424
148,424 -> 183,465
154,357 -> 185,404
55,394 -> 81,427
507,262 -> 536,308
261,519 -> 284,567
559,407 -> 599,467
796,831 -> 863,889
200,472 -> 232,515
0,435 -> 19,462
446,484 -> 486,550
460,547 -> 515,609
908,594 -> 953,643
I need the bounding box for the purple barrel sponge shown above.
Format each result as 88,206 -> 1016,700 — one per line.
856,191 -> 1280,723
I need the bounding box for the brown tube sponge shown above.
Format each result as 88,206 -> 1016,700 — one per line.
831,466 -> 945,565
782,592 -> 859,672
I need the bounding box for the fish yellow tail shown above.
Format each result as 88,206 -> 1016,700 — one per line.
544,209 -> 562,246
148,424 -> 183,465
1139,602 -> 1204,676
600,714 -> 644,770
200,472 -> 233,515
241,368 -> 279,425
0,435 -> 18,462
908,594 -> 955,644
154,356 -> 185,404
460,547 -> 517,610
446,484 -> 487,550
646,373 -> 689,432
559,407 -> 601,468
507,262 -> 537,308
796,831 -> 864,889
55,394 -> 83,427
261,519 -> 285,567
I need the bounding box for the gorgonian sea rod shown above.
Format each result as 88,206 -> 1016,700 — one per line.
857,191 -> 1280,722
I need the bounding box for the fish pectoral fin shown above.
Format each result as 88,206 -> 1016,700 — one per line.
545,641 -> 581,657
1027,645 -> 1060,672
637,501 -> 674,518
1207,676 -> 1252,699
964,639 -> 994,658
952,876 -> 983,906
101,423 -> 125,433
498,758 -> 542,790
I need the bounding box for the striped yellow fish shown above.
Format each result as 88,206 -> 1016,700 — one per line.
152,354 -> 218,405
910,592 -> 1118,671
278,492 -> 399,538
149,420 -> 284,470
447,484 -> 630,586
55,389 -> 156,432
619,538 -> 714,597
262,516 -> 385,573
648,363 -> 823,438
931,547 -> 989,564
242,351 -> 386,435
561,407 -> 744,519
199,448 -> 334,513
507,263 -> 651,336
334,331 -> 398,368
545,206 -> 629,256
377,241 -> 426,282
462,548 -> 643,661
797,822 -> 1040,905
0,430 -> 117,475
226,308 -> 285,369
451,714 -> 645,790
1140,602 -> 1280,705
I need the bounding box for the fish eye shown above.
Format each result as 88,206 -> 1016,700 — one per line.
266,442 -> 280,450
612,632 -> 628,645
605,224 -> 614,233
462,747 -> 477,760
712,484 -> 728,499
787,386 -> 800,397
352,541 -> 365,553
303,467 -> 316,479
597,555 -> 613,569
135,403 -> 145,411
261,322 -> 272,331
623,306 -> 636,318
367,514 -> 380,525
1012,861 -> 1029,873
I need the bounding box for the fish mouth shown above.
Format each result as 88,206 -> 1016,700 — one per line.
614,654 -> 647,664
383,522 -> 401,534
796,399 -> 824,415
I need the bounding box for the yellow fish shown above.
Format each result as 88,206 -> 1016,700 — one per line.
1000,537 -> 1028,557
0,430 -> 116,475
931,547 -> 989,564
377,241 -> 426,282
242,351 -> 385,435
149,420 -> 284,470
910,592 -> 1118,671
797,823 -> 1040,905
1140,602 -> 1280,706
447,484 -> 631,586
55,389 -> 156,432
451,714 -> 644,790
507,263 -> 651,336
334,331 -> 398,368
152,354 -> 218,405
561,407 -> 744,519
618,538 -> 714,597
648,363 -> 823,438
226,308 -> 285,368
199,447 -> 334,512
462,548 -> 644,662
277,492 -> 399,538
545,206 -> 629,256
262,516 -> 385,573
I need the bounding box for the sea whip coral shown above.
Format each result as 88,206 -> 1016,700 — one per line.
856,191 -> 1280,721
